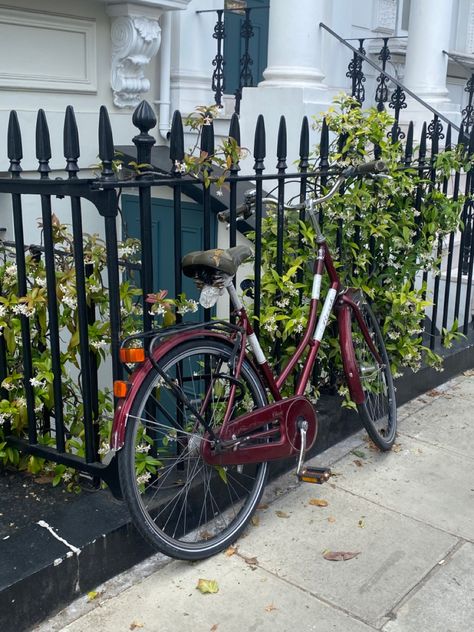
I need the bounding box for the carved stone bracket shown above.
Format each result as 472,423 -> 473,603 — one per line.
105,1 -> 192,108
110,14 -> 161,108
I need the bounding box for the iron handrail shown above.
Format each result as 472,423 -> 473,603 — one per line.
321,22 -> 460,133
443,50 -> 474,75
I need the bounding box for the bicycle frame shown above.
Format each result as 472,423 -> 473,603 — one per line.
228,237 -> 378,409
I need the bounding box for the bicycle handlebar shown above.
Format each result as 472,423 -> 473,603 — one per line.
217,161 -> 387,223
342,160 -> 387,178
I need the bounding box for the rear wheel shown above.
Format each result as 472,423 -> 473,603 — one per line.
350,299 -> 397,450
118,338 -> 268,560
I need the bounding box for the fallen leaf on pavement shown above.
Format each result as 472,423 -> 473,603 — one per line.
210,625 -> 219,631
327,516 -> 336,523
87,591 -> 100,601
244,555 -> 258,568
309,498 -> 328,507
251,515 -> 260,527
275,510 -> 289,518
426,389 -> 441,397
323,550 -> 360,562
130,623 -> 144,631
358,518 -> 365,528
257,503 -> 269,510
196,579 -> 219,594
265,604 -> 277,612
225,546 -> 238,557
353,459 -> 363,467
351,449 -> 366,459
463,369 -> 474,376
392,443 -> 402,453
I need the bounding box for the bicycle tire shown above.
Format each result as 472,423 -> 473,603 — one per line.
118,338 -> 268,560
349,298 -> 397,450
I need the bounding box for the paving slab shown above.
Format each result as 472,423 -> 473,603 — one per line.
334,435 -> 474,542
398,393 -> 474,458
60,550 -> 376,632
383,542 -> 474,632
234,483 -> 456,627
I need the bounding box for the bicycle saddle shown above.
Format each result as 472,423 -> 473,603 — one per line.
182,245 -> 253,282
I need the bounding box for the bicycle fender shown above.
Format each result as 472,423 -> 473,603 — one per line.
110,330 -> 245,450
337,302 -> 365,404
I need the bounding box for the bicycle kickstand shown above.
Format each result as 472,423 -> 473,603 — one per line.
295,419 -> 331,484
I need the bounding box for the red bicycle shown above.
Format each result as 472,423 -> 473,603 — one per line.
111,161 -> 397,560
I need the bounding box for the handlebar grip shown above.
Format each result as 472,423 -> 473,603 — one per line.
351,160 -> 387,176
217,202 -> 252,223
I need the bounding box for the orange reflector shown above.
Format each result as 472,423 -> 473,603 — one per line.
113,380 -> 129,398
119,347 -> 146,363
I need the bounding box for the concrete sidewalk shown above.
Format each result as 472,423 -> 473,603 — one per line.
38,370 -> 474,632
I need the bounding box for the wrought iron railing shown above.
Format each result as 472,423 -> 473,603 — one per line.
197,5 -> 269,113
0,100 -> 473,489
321,23 -> 461,141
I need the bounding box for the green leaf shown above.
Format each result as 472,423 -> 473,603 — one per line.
196,579 -> 219,594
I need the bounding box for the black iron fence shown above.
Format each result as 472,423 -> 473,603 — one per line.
0,101 -> 473,491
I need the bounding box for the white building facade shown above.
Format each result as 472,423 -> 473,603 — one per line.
0,0 -> 472,171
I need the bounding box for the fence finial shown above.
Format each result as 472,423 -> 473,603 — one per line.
132,100 -> 157,134
318,118 -> 328,171
8,111 -> 23,175
200,115 -> 215,158
98,105 -> 116,179
229,112 -> 241,146
64,105 -> 80,177
419,122 -> 427,159
254,114 -> 265,170
170,110 -> 184,168
132,101 -> 156,173
228,113 -> 241,172
276,115 -> 287,171
445,124 -> 452,152
36,109 -> 52,177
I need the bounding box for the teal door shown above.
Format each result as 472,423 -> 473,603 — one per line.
121,195 -> 216,321
224,0 -> 269,96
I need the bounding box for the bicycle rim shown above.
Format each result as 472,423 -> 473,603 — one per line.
352,300 -> 397,450
118,338 -> 268,560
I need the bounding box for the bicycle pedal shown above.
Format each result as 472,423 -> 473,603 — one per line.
297,466 -> 331,484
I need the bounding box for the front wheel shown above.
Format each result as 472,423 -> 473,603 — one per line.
348,298 -> 397,450
118,338 -> 268,560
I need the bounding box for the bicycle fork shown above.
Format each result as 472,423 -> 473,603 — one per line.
295,418 -> 331,484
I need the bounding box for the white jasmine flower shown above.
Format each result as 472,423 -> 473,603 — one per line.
91,340 -> 108,351
63,295 -> 77,310
0,305 -> 6,318
136,444 -> 151,454
34,277 -> 47,287
30,377 -> 45,388
137,472 -> 151,486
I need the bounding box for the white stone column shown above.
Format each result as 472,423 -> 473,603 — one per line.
260,0 -> 327,89
403,0 -> 453,104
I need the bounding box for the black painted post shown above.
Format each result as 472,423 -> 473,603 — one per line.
201,116 -> 215,322
132,100 -> 157,336
442,125 -> 463,331
7,111 -> 36,444
253,114 -> 265,338
170,110 -> 184,323
36,109 -> 66,452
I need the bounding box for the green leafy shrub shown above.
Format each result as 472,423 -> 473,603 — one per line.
248,95 -> 465,400
0,215 -> 189,487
